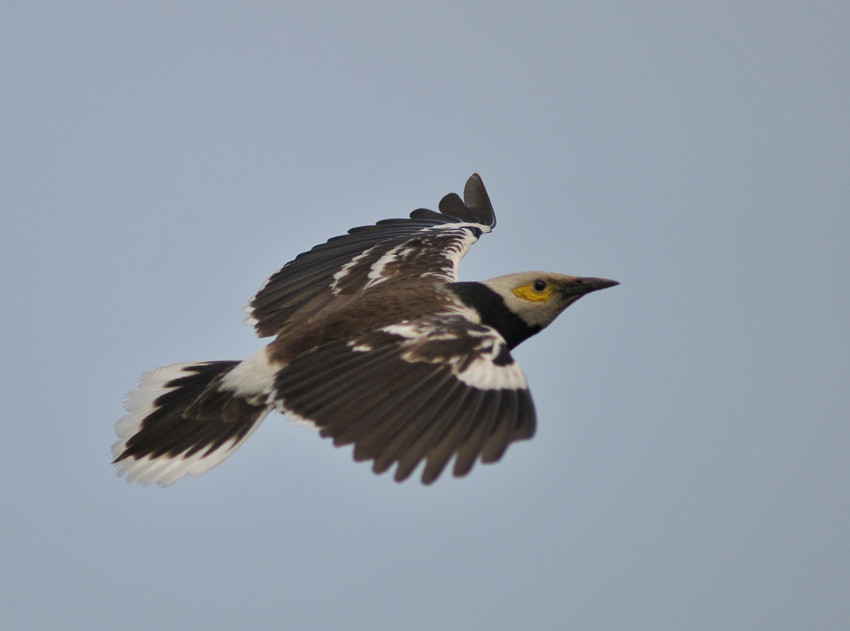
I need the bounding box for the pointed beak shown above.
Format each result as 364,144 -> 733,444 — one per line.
560,276 -> 619,298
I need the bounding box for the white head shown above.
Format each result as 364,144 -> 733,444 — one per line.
482,271 -> 619,330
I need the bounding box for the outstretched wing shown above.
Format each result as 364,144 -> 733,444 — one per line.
272,314 -> 536,484
246,174 -> 496,338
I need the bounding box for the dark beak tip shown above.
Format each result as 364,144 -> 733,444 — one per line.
585,277 -> 619,291
561,276 -> 619,299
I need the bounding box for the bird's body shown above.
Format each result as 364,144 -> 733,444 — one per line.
113,174 -> 617,486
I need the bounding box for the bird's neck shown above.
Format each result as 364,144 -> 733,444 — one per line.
447,282 -> 541,350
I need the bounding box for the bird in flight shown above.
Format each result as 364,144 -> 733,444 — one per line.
113,174 -> 617,486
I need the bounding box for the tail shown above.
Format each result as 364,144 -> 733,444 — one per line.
112,360 -> 272,486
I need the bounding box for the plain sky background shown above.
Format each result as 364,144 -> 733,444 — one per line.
2,3 -> 848,630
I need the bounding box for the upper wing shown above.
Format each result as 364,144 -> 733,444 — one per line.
246,174 -> 496,338
272,314 -> 536,484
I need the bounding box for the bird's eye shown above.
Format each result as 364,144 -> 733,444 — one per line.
533,279 -> 547,292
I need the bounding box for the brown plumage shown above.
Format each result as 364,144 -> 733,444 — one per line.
112,174 -> 617,486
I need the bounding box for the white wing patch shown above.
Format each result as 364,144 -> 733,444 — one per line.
440,226 -> 482,273
363,245 -> 407,291
275,405 -> 320,431
336,224 -> 487,295
330,246 -> 379,296
380,321 -> 428,339
455,355 -> 528,390
379,317 -> 527,391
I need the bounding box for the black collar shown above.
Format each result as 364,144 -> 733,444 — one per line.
447,282 -> 541,350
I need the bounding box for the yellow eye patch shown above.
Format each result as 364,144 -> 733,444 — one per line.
512,283 -> 555,302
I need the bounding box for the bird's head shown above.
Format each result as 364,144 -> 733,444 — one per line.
482,272 -> 619,331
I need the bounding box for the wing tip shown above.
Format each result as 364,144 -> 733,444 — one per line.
464,173 -> 496,228
435,174 -> 496,228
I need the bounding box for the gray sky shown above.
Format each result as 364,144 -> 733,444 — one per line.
3,3 -> 849,630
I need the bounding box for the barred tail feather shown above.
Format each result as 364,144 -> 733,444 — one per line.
112,360 -> 271,486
